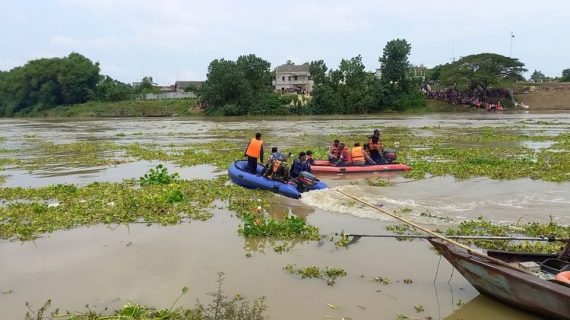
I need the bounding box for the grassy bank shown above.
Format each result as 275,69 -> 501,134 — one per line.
23,98 -> 202,117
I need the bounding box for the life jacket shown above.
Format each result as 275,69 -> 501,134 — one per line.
339,147 -> 351,162
245,138 -> 263,158
329,144 -> 340,157
351,146 -> 365,162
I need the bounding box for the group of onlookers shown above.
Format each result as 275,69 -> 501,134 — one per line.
424,86 -> 506,111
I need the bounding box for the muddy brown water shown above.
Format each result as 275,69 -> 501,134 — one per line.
1,113 -> 569,319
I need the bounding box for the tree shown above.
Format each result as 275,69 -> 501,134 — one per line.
379,39 -> 412,91
309,60 -> 328,86
201,54 -> 274,115
561,69 -> 570,82
95,75 -> 133,101
0,52 -> 100,115
530,70 -> 546,83
439,53 -> 527,92
135,76 -> 157,94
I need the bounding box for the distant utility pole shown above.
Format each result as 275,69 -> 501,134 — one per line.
451,40 -> 455,62
510,32 -> 515,57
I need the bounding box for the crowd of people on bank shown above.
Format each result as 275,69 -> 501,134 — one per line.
422,86 -> 506,111
243,129 -> 396,189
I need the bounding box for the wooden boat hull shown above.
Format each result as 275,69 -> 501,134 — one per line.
429,239 -> 570,320
311,160 -> 411,173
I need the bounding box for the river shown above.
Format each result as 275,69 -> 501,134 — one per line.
1,113 -> 569,319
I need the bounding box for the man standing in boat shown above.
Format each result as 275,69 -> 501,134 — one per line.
244,132 -> 264,174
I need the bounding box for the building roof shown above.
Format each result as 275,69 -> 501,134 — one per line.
275,63 -> 310,74
175,81 -> 204,88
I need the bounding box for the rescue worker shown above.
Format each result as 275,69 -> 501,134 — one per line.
328,139 -> 341,163
368,135 -> 383,164
290,151 -> 311,178
265,153 -> 289,182
337,143 -> 351,166
305,150 -> 315,167
244,132 -> 264,174
262,147 -> 282,175
350,143 -> 366,166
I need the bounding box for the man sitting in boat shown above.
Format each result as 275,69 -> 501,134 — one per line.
368,135 -> 384,164
290,151 -> 312,178
305,150 -> 315,167
262,147 -> 283,175
328,139 -> 341,163
351,142 -> 375,165
336,143 -> 352,166
264,154 -> 289,182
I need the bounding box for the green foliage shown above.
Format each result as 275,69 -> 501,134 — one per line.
202,54 -> 274,115
445,217 -> 570,253
0,177 -> 242,240
139,164 -> 181,186
95,75 -> 133,101
561,68 -> 570,82
309,60 -> 328,86
283,264 -> 347,285
439,53 -> 527,91
379,39 -> 412,92
24,274 -> 268,320
134,76 -> 158,94
0,52 -> 100,115
239,214 -> 320,240
530,70 -> 546,83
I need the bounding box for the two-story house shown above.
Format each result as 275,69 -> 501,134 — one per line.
274,63 -> 313,94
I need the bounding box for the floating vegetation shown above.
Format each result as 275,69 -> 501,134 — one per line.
239,213 -> 320,240
445,217 -> 570,253
284,264 -> 347,286
139,164 -> 180,186
0,173 -> 279,241
24,273 -> 268,320
371,276 -> 391,285
366,177 -> 393,187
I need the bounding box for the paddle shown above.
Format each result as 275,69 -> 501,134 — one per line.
337,233 -> 570,242
336,189 -> 538,275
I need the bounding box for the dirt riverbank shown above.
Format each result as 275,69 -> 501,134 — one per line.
515,82 -> 570,110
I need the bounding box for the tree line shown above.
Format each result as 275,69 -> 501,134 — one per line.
1,44 -> 569,116
201,39 -> 424,115
0,53 -> 154,116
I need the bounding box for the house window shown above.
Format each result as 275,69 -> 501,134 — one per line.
308,76 -> 312,80
282,76 -> 285,81
294,75 -> 298,81
288,76 -> 291,81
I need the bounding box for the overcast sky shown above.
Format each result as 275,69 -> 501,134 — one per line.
1,0 -> 568,84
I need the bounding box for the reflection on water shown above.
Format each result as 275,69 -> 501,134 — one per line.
444,295 -> 541,320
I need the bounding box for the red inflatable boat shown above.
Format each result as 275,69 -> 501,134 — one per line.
311,160 -> 411,173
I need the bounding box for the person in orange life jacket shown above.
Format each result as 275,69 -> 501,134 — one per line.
290,151 -> 311,178
264,153 -> 289,182
244,132 -> 264,174
351,142 -> 368,166
328,139 -> 341,163
337,143 -> 351,166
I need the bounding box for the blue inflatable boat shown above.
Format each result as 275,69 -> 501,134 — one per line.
228,160 -> 327,199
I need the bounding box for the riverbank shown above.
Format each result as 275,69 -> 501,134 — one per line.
22,98 -> 202,117
515,82 -> 570,110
